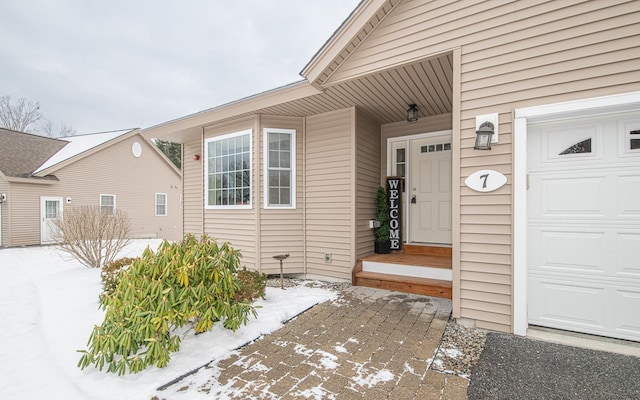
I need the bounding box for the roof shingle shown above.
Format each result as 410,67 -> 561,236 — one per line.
0,128 -> 68,178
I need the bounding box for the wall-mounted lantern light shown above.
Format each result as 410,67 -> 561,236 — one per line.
474,121 -> 495,150
406,104 -> 419,123
193,154 -> 200,161
0,193 -> 6,204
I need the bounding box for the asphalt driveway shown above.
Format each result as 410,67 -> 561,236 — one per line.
467,332 -> 640,400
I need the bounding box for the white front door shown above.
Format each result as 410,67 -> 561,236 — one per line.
527,111 -> 640,341
41,197 -> 62,244
409,135 -> 452,244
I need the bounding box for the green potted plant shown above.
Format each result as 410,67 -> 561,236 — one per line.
374,186 -> 391,254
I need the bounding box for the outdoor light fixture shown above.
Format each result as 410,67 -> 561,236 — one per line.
0,193 -> 5,204
406,104 -> 419,123
193,154 -> 200,161
474,121 -> 495,150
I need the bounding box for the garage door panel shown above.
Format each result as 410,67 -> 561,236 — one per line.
540,230 -> 605,273
540,123 -> 602,164
541,177 -> 605,216
529,278 -> 606,328
618,175 -> 640,216
618,233 -> 640,276
615,289 -> 640,336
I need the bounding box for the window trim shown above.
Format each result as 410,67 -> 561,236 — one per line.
204,129 -> 253,210
99,194 -> 116,215
155,193 -> 167,216
263,128 -> 296,209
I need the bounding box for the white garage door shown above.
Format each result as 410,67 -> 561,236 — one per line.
528,111 -> 640,342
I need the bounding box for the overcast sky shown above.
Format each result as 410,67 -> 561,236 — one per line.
0,0 -> 361,135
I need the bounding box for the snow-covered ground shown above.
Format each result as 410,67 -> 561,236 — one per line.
0,240 -> 337,400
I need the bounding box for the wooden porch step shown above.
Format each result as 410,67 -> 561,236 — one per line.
354,271 -> 452,299
403,244 -> 452,258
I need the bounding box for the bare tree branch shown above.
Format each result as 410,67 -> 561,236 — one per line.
0,95 -> 42,132
53,205 -> 132,268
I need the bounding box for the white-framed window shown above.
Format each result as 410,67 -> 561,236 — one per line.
205,129 -> 252,209
263,128 -> 296,209
155,193 -> 167,216
100,194 -> 116,215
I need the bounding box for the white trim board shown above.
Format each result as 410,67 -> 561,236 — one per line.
362,261 -> 452,281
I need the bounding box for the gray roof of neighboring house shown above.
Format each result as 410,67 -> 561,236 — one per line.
0,128 -> 68,178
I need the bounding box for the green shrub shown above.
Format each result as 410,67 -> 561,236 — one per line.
100,257 -> 137,300
235,268 -> 267,303
77,234 -> 256,375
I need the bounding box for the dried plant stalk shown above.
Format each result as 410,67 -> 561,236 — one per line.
53,205 -> 132,268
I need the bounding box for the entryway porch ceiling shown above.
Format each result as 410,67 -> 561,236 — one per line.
268,52 -> 454,124
219,53 -> 453,126
154,53 -> 453,142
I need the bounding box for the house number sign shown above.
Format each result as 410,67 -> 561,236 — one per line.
464,169 -> 507,192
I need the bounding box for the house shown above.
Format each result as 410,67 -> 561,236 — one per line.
142,0 -> 640,342
0,128 -> 183,247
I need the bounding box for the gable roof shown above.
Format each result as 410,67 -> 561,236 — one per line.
142,0 -> 451,141
33,128 -> 136,174
0,128 -> 67,178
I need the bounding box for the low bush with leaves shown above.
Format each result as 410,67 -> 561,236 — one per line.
235,268 -> 267,303
100,257 -> 137,300
78,234 -> 257,375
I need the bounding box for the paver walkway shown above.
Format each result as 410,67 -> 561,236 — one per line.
155,286 -> 468,399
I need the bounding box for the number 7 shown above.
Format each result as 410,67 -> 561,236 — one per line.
480,173 -> 489,189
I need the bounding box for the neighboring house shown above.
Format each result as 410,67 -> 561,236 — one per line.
142,0 -> 640,342
0,128 -> 183,247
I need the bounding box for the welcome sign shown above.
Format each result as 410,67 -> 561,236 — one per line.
387,177 -> 402,250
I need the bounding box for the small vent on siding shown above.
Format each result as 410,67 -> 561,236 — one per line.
421,142 -> 451,153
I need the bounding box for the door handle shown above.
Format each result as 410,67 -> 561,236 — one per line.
411,195 -> 417,204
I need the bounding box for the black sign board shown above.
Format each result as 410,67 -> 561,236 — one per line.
387,177 -> 402,250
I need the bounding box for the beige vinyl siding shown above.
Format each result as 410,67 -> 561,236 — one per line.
259,115 -> 305,274
355,108 -> 381,260
329,0 -> 640,332
5,182 -> 48,246
203,117 -> 258,269
0,179 -> 7,246
305,108 -> 353,279
53,135 -> 183,241
183,139 -> 203,236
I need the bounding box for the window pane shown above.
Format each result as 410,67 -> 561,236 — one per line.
398,164 -> 405,177
243,153 -> 250,169
242,134 -> 250,152
560,138 -> 592,155
280,188 -> 290,205
397,148 -> 405,162
269,170 -> 279,186
45,201 -> 58,218
280,134 -> 291,151
269,150 -> 279,168
269,133 -> 279,150
280,170 -> 290,187
269,188 -> 279,205
280,151 -> 290,168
